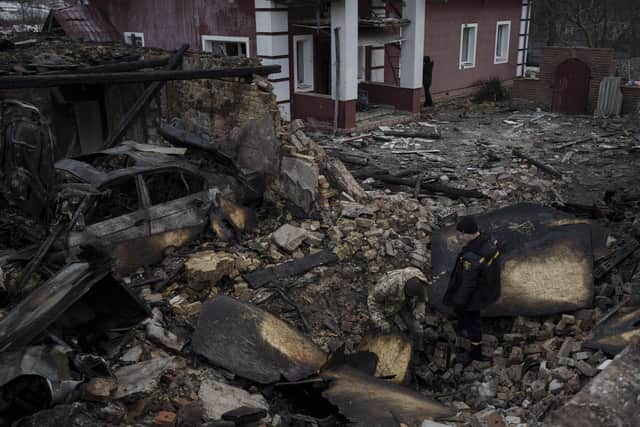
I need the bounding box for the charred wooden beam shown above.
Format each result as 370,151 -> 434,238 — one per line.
103,45 -> 189,149
513,149 -> 562,178
0,64 -> 281,89
15,197 -> 89,296
594,239 -> 640,281
374,174 -> 489,199
74,58 -> 171,74
243,249 -> 338,289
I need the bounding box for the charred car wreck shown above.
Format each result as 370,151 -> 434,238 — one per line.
55,143 -> 255,274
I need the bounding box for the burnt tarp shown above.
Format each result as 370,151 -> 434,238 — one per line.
0,262 -> 149,352
192,296 -> 327,384
356,334 -> 412,385
320,365 -> 454,426
430,203 -> 607,317
584,307 -> 640,355
0,100 -> 56,218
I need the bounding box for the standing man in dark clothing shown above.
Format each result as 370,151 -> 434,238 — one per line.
444,216 -> 501,363
422,56 -> 434,107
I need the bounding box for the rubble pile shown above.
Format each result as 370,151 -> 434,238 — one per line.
0,35 -> 640,426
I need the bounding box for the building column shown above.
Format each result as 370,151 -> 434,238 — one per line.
331,0 -> 358,129
255,0 -> 291,120
399,0 -> 425,113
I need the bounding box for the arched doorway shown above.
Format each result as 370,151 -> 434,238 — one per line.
552,59 -> 590,114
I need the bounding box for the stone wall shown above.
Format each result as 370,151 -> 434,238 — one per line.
165,53 -> 281,140
0,50 -> 282,152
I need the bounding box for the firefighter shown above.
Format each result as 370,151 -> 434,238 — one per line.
368,267 -> 429,351
444,216 -> 501,363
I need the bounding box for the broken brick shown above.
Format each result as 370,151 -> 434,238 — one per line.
154,411 -> 177,427
557,337 -> 575,358
575,360 -> 597,377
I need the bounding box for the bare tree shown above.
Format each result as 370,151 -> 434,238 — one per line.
535,0 -> 638,51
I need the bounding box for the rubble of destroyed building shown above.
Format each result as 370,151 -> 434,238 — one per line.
0,26 -> 639,427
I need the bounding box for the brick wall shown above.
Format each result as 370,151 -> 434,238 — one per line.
512,47 -> 615,112
511,78 -> 546,106
622,86 -> 640,115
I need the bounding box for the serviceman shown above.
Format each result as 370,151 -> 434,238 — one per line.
444,216 -> 501,363
368,267 -> 429,351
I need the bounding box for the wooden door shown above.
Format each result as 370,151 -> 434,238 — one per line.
552,59 -> 590,114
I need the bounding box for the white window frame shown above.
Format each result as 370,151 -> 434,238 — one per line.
494,20 -> 511,64
357,46 -> 366,82
459,23 -> 478,70
124,32 -> 145,47
201,35 -> 250,57
293,34 -> 314,93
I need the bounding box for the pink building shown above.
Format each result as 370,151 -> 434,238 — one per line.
77,0 -> 532,129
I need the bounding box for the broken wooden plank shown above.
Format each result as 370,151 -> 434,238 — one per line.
104,45 -> 188,149
0,63 -> 282,89
15,197 -> 89,296
383,129 -> 442,139
373,174 -> 489,199
594,239 -> 640,280
336,133 -> 372,144
132,143 -> 187,155
555,137 -> 593,150
512,149 -> 563,178
74,58 -> 171,74
243,249 -> 338,289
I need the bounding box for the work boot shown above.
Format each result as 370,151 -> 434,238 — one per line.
469,344 -> 492,363
414,333 -> 425,352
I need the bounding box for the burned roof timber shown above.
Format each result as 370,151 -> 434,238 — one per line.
0,64 -> 282,89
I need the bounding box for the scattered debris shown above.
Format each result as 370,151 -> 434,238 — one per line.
198,374 -> 268,421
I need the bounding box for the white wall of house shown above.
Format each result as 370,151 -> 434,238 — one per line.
331,0 -> 358,102
399,0 -> 425,89
255,0 -> 291,120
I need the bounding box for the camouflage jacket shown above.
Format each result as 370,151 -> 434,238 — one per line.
367,267 -> 429,330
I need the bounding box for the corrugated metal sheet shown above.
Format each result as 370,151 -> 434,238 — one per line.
51,5 -> 120,42
595,77 -> 623,117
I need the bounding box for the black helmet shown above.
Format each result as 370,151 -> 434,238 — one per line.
405,277 -> 426,299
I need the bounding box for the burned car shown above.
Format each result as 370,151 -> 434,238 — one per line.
55,143 -> 254,274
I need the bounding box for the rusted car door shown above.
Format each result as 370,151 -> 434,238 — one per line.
139,170 -> 215,264
68,175 -> 151,272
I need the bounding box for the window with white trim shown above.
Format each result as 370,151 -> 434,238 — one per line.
494,21 -> 511,64
357,46 -> 366,82
124,32 -> 144,47
293,34 -> 314,92
459,23 -> 477,69
202,35 -> 249,57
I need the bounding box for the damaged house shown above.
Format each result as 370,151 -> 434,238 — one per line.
46,0 -> 533,129
0,1 -> 640,426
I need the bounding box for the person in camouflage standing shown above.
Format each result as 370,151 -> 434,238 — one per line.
367,267 -> 429,351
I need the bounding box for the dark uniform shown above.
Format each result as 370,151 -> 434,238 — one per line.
422,56 -> 434,107
444,233 -> 501,359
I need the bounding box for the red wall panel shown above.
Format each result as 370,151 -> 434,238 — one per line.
92,0 -> 256,55
424,0 -> 521,95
